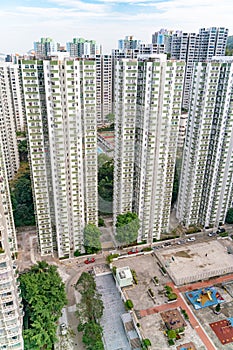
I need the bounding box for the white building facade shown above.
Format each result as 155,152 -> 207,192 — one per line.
20,57 -> 98,258
177,58 -> 233,228
114,55 -> 185,242
0,140 -> 24,350
0,63 -> 20,181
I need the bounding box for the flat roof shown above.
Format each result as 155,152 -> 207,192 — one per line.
156,240 -> 233,285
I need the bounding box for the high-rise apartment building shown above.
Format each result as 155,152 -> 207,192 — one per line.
0,140 -> 24,350
66,38 -> 102,57
34,38 -> 59,57
19,55 -> 98,258
177,57 -> 233,228
118,36 -> 141,51
170,27 -> 228,109
152,29 -> 173,53
114,55 -> 185,242
95,54 -> 113,125
0,63 -> 20,181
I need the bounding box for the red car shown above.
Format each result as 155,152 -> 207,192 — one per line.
84,257 -> 95,264
127,248 -> 139,255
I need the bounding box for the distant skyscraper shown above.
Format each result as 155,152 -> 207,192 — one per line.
118,36 -> 141,51
95,54 -> 113,125
114,55 -> 185,242
170,27 -> 228,109
177,57 -> 233,228
0,140 -> 24,350
152,29 -> 173,52
34,37 -> 59,56
20,55 -> 98,258
0,63 -> 20,181
66,38 -> 102,57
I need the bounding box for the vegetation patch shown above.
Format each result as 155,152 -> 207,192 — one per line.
75,272 -> 104,350
115,212 -> 140,245
19,261 -> 67,350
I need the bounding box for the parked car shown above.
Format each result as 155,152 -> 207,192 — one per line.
164,242 -> 172,247
60,323 -> 67,336
187,237 -> 196,242
208,232 -> 215,237
128,248 -> 139,255
177,240 -> 185,245
84,257 -> 95,264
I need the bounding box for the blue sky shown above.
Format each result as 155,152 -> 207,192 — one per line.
0,0 -> 232,54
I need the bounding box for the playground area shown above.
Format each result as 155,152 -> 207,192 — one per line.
185,286 -> 225,310
160,309 -> 186,330
177,342 -> 196,350
156,240 -> 233,285
210,319 -> 233,345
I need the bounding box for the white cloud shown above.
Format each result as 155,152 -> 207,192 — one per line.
0,0 -> 232,55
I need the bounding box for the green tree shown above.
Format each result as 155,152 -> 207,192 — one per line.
84,224 -> 102,254
98,159 -> 114,202
10,165 -> 35,227
226,208 -> 233,224
172,165 -> 179,204
98,153 -> 111,168
82,322 -> 104,350
115,212 -> 140,244
76,272 -> 104,350
19,261 -> 67,350
167,329 -> 177,340
105,113 -> 115,124
18,139 -> 28,162
76,272 -> 103,324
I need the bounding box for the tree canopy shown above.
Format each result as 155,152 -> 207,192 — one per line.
171,165 -> 179,204
10,164 -> 35,227
19,261 -> 67,350
18,139 -> 28,162
115,212 -> 140,244
83,224 -> 102,254
226,208 -> 233,224
98,159 -> 114,202
76,272 -> 104,350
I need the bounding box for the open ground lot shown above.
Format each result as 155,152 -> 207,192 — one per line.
157,240 -> 233,285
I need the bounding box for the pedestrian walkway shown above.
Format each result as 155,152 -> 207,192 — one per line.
96,274 -> 131,350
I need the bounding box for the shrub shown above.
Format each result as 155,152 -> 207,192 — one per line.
168,292 -> 177,301
106,253 -> 119,264
98,217 -> 105,227
131,269 -> 138,284
143,338 -> 151,348
215,303 -> 221,313
219,232 -> 228,237
142,247 -> 152,252
181,308 -> 189,320
152,276 -> 159,284
168,339 -> 175,346
74,250 -> 81,257
112,266 -> 117,276
167,329 -> 176,340
148,288 -> 154,298
77,323 -> 84,332
125,299 -> 134,310
165,285 -> 172,293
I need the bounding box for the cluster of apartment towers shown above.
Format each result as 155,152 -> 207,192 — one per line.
0,26 -> 232,348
